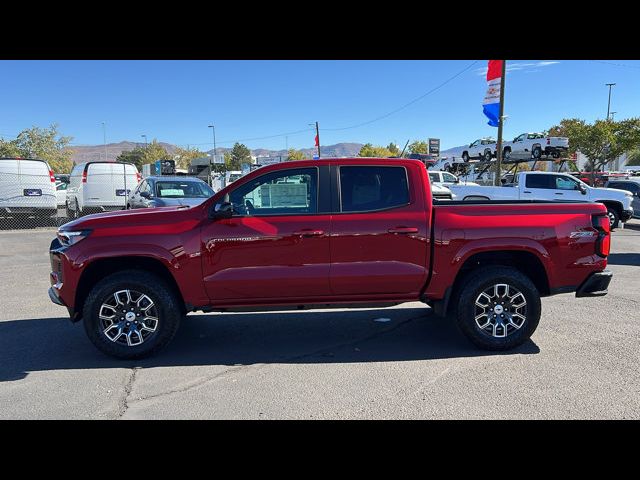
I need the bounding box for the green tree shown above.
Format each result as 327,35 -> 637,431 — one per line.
358,143 -> 393,157
118,139 -> 171,171
116,147 -> 146,170
547,117 -> 640,181
626,149 -> 640,166
387,143 -> 400,156
408,140 -> 429,154
227,143 -> 252,170
0,124 -> 74,173
286,149 -> 306,161
174,146 -> 206,170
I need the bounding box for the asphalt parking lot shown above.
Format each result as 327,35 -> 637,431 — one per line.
0,221 -> 639,419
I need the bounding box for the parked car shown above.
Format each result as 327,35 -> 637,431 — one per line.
604,179 -> 640,218
49,158 -> 612,359
461,138 -> 496,162
0,157 -> 57,220
65,161 -> 141,218
573,171 -> 629,187
503,133 -> 569,160
453,171 -> 634,228
127,176 -> 214,209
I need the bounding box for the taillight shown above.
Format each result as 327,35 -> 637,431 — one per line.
592,214 -> 610,257
49,170 -> 55,183
82,170 -> 87,183
546,138 -> 551,145
136,172 -> 142,183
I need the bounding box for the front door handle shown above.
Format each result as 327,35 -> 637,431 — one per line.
523,191 -> 532,194
388,227 -> 419,234
293,229 -> 324,237
555,192 -> 564,195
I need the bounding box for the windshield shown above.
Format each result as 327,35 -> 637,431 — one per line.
155,181 -> 214,198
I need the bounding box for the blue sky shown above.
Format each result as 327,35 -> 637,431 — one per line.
0,60 -> 638,151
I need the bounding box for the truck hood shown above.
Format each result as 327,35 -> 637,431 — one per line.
59,205 -> 204,231
591,186 -> 634,199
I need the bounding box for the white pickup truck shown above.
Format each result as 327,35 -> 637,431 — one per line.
452,171 -> 634,228
460,138 -> 497,162
503,132 -> 569,160
428,170 -> 479,187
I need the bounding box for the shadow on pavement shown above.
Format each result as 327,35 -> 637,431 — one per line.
607,253 -> 640,266
0,308 -> 539,382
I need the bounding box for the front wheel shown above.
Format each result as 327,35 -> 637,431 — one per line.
532,146 -> 542,159
454,266 -> 541,350
83,270 -> 183,359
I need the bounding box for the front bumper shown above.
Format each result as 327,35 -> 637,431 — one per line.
621,209 -> 633,222
576,270 -> 612,297
48,286 -> 65,306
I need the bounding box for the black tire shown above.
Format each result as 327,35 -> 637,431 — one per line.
462,152 -> 469,162
454,266 -> 541,351
483,149 -> 492,161
83,270 -> 183,359
66,202 -> 76,219
532,146 -> 542,159
503,148 -> 511,161
551,150 -> 560,159
606,206 -> 620,230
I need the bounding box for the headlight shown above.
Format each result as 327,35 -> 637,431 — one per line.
57,230 -> 91,246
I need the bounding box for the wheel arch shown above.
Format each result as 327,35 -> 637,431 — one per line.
73,256 -> 187,322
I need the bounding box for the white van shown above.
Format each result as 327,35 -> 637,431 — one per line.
0,157 -> 57,219
66,161 -> 140,217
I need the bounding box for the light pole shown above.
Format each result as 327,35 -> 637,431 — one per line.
102,122 -> 107,161
208,125 -> 217,187
141,134 -> 147,149
208,124 -> 217,161
606,83 -> 616,121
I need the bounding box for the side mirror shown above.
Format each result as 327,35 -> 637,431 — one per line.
140,191 -> 151,199
454,177 -> 460,184
210,201 -> 233,220
578,184 -> 587,195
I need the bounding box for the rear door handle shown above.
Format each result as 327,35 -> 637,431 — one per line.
523,191 -> 532,194
388,227 -> 419,234
293,229 -> 324,237
555,192 -> 564,195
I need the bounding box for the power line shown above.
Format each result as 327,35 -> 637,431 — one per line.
323,60 -> 480,131
590,60 -> 640,69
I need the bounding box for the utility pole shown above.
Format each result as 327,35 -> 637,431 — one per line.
606,83 -> 616,121
102,122 -> 107,162
494,61 -> 507,186
309,121 -> 320,158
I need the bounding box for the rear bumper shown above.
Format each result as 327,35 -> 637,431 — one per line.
576,270 -> 612,297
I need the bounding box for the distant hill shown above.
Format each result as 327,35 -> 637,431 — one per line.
70,141 -> 364,164
70,141 -> 178,164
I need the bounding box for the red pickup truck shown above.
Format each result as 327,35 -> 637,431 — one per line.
48,158 -> 613,359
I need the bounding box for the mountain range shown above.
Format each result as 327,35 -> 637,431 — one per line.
69,141 -> 365,163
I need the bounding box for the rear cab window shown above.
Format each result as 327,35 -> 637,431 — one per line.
525,174 -> 554,189
338,166 -> 409,213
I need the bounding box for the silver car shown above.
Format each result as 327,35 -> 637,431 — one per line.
127,176 -> 215,209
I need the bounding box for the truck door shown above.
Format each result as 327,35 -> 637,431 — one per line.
200,166 -> 332,302
329,164 -> 429,296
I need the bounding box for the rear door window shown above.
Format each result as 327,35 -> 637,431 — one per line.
525,174 -> 554,189
339,166 -> 409,213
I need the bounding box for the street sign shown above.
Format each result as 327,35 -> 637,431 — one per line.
428,138 -> 440,156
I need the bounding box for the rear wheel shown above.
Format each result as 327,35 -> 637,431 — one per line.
606,207 -> 620,229
83,270 -> 183,359
532,146 -> 542,159
454,266 -> 541,350
483,149 -> 492,162
503,148 -> 511,161
462,152 -> 470,162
